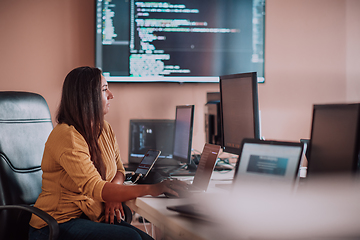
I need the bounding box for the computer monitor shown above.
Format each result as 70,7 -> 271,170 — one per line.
219,72 -> 260,155
95,0 -> 265,83
128,119 -> 174,164
172,105 -> 195,166
307,103 -> 360,177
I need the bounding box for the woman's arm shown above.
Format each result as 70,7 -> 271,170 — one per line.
104,171 -> 126,223
103,171 -> 185,223
111,171 -> 125,185
102,179 -> 185,203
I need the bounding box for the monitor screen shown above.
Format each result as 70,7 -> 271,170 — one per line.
95,0 -> 265,83
307,104 -> 360,176
234,139 -> 303,190
172,105 -> 194,164
219,72 -> 260,155
128,119 -> 174,164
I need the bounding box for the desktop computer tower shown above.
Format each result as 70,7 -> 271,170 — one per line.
205,92 -> 222,146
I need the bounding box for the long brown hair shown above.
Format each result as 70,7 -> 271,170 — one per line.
57,66 -> 106,179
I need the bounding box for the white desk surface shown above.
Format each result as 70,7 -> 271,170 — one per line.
126,170 -> 234,240
127,169 -> 360,240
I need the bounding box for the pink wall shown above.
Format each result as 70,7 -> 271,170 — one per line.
1,0 -> 359,163
346,0 -> 360,102
260,0 -> 347,141
0,0 -> 95,125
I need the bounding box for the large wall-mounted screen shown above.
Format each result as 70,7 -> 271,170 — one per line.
95,0 -> 265,83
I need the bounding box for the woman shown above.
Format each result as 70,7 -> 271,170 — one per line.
29,66 -> 184,240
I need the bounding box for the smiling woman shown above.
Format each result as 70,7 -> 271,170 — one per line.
28,66 -> 187,240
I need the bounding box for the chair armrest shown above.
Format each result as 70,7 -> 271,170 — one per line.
0,204 -> 59,240
122,202 -> 133,224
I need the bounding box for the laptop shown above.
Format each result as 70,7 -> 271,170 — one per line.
165,143 -> 221,197
167,139 -> 304,217
188,143 -> 221,191
232,138 -> 304,191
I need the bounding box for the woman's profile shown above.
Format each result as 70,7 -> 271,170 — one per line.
28,66 -> 184,240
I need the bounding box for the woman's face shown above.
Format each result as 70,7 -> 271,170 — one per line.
101,75 -> 113,115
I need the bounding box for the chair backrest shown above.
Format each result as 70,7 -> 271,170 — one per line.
0,91 -> 53,239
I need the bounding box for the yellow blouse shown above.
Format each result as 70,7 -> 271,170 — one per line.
29,121 -> 125,229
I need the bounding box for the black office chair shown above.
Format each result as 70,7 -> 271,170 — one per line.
0,91 -> 58,240
0,91 -> 132,240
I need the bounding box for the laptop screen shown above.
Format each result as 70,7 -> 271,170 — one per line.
191,143 -> 221,191
234,139 -> 303,187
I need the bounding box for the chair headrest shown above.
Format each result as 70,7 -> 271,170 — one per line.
0,91 -> 51,122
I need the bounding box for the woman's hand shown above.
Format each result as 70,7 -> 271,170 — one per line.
150,179 -> 189,197
102,178 -> 189,203
104,201 -> 124,224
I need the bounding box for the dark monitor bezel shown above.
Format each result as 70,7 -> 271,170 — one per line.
172,105 -> 195,164
307,103 -> 360,176
219,72 -> 260,155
